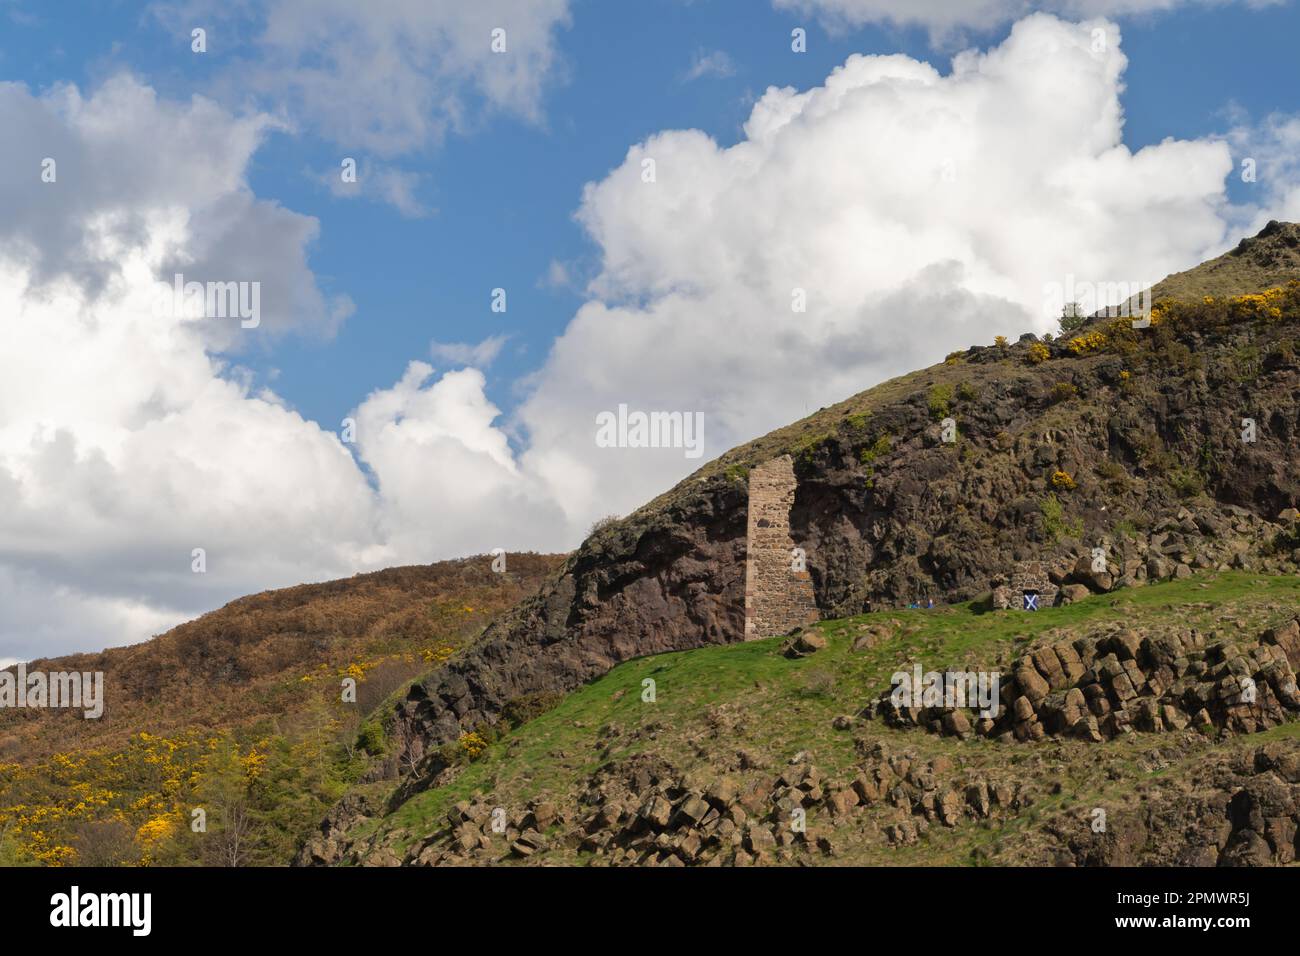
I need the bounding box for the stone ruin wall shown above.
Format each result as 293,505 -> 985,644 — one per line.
744,456 -> 820,639
992,561 -> 1060,610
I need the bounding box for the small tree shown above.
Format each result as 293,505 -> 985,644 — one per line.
197,740 -> 254,867
1058,301 -> 1088,335
389,718 -> 425,780
69,819 -> 140,867
588,514 -> 620,537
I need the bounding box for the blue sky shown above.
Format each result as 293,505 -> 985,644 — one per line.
3,0 -> 1300,659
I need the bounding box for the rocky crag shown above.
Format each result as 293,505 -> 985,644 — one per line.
1041,740 -> 1300,866
872,617 -> 1300,741
382,223 -> 1300,786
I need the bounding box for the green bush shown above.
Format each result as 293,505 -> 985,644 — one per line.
1058,303 -> 1088,335
1049,381 -> 1078,403
793,433 -> 832,467
1113,518 -> 1139,540
1167,467 -> 1204,499
858,433 -> 892,489
1040,493 -> 1082,542
1097,458 -> 1129,491
357,719 -> 385,757
927,383 -> 953,421
859,433 -> 891,464
587,514 -> 621,536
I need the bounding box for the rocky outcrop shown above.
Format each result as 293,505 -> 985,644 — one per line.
388,480 -> 748,783
872,618 -> 1300,742
788,350 -> 1300,619
392,743 -> 1032,867
1045,741 -> 1300,866
387,322 -> 1300,781
294,790 -> 384,867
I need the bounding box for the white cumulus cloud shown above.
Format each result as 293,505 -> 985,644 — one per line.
509,14 -> 1245,529
152,0 -> 573,155
0,74 -> 532,660
5,15 -> 1299,663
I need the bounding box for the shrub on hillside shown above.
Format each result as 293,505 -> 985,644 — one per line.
501,692 -> 563,729
588,514 -> 621,537
1167,467 -> 1204,499
1051,470 -> 1076,490
1058,303 -> 1088,335
357,720 -> 385,757
1050,381 -> 1078,403
458,731 -> 489,760
1040,493 -> 1082,542
927,383 -> 953,420
1067,330 -> 1107,354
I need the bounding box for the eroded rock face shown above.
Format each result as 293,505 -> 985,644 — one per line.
788,343 -> 1300,619
390,743 -> 1032,868
871,619 -> 1300,743
388,481 -> 748,782
1044,742 -> 1300,867
293,791 -> 381,867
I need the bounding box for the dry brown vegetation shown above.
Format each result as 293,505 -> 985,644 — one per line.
0,553 -> 565,762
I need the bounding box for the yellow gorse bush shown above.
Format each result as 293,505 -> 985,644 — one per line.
136,813 -> 177,846
458,731 -> 488,760
1051,470 -> 1076,490
1066,330 -> 1107,354
0,729 -> 217,865
1228,286 -> 1287,320
422,644 -> 455,665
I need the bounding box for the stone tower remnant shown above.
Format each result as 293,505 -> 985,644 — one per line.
744,456 -> 820,638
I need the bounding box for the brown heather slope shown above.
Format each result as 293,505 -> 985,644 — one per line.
373,222 -> 1300,797
0,553 -> 563,762
1148,219 -> 1300,302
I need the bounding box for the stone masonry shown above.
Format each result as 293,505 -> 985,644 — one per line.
992,560 -> 1059,611
744,456 -> 819,639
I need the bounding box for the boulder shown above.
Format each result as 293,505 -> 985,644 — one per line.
1059,583 -> 1091,605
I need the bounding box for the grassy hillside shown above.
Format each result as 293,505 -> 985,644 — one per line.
327,572 -> 1300,866
378,224 -> 1300,808
1148,220 -> 1300,303
0,553 -> 563,866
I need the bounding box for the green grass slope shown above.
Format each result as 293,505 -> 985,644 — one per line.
338,571 -> 1300,866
